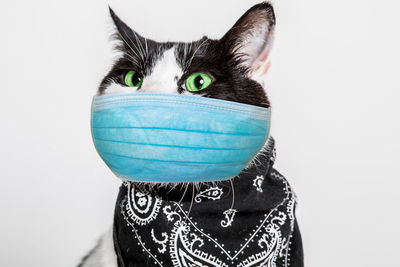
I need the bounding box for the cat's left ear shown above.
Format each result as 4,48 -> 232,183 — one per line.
222,2 -> 275,79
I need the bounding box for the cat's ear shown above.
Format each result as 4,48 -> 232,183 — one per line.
109,7 -> 147,54
222,2 -> 275,78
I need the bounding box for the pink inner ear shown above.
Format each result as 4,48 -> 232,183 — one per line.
251,46 -> 272,77
244,26 -> 273,75
258,49 -> 271,65
253,60 -> 271,78
261,61 -> 271,76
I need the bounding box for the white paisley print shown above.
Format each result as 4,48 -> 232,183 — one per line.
117,169 -> 297,267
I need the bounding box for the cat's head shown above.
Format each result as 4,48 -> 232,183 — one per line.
99,2 -> 275,108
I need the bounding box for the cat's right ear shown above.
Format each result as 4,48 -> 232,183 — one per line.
108,7 -> 147,54
221,2 -> 276,78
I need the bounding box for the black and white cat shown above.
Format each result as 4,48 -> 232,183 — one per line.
79,2 -> 303,267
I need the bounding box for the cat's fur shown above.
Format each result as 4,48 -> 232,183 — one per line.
79,3 -> 298,267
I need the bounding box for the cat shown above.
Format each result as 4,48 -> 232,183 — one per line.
79,2 -> 304,267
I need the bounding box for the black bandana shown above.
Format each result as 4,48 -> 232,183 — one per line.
113,138 -> 304,267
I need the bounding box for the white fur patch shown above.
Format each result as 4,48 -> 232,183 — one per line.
103,81 -> 136,95
140,48 -> 183,94
104,47 -> 183,95
79,226 -> 117,267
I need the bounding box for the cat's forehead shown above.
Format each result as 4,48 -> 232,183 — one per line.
144,38 -> 212,73
147,40 -> 210,75
139,47 -> 183,94
173,39 -> 212,70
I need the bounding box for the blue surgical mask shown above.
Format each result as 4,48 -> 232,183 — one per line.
91,93 -> 271,183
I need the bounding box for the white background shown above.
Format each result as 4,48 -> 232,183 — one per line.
1,0 -> 399,266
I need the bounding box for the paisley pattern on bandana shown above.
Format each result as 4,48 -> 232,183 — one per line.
113,138 -> 303,267
195,187 -> 224,203
124,184 -> 162,226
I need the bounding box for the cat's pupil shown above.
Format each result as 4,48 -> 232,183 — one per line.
131,72 -> 141,86
194,75 -> 204,89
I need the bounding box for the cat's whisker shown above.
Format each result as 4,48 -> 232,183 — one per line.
125,34 -> 146,69
123,53 -> 136,62
124,53 -> 141,68
117,27 -> 146,70
118,33 -> 142,62
132,30 -> 147,64
188,38 -> 208,69
174,183 -> 189,212
144,37 -> 149,58
185,42 -> 193,71
183,42 -> 192,71
229,179 -> 235,210
184,184 -> 195,221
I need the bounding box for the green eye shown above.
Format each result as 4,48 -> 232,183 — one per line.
185,72 -> 212,92
124,70 -> 143,87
